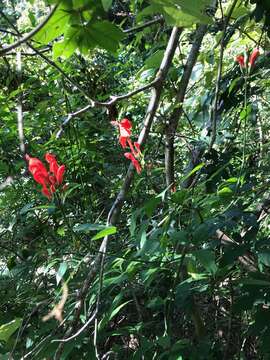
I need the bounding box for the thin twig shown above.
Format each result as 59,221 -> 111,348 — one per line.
124,17 -> 163,34
0,5 -> 58,55
209,0 -> 239,149
0,12 -> 92,101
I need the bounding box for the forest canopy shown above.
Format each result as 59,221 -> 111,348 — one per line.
1,0 -> 270,359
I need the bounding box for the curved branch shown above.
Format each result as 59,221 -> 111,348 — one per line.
0,5 -> 58,56
56,79 -> 159,138
54,26 -> 182,358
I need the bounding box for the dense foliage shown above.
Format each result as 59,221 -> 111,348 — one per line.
1,0 -> 270,359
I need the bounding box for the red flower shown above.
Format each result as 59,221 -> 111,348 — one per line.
236,48 -> 260,70
112,118 -> 143,174
25,154 -> 49,189
45,153 -> 65,185
236,54 -> 245,68
124,153 -> 142,174
26,153 -> 66,200
111,118 -> 132,148
249,48 -> 260,68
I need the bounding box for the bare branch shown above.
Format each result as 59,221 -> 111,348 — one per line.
124,17 -> 164,34
16,50 -> 25,154
42,283 -> 69,323
56,79 -> 158,138
0,5 -> 58,55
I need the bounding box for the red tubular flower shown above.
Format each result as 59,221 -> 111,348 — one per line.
124,153 -> 142,174
56,165 -> 65,185
249,48 -> 260,68
26,154 -> 49,180
45,153 -> 59,174
45,153 -> 65,185
112,118 -> 143,175
236,54 -> 245,68
26,153 -> 66,200
111,118 -> 132,148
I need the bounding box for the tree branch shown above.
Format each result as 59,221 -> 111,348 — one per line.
124,17 -> 164,34
54,26 -> 182,358
56,79 -> 159,138
164,24 -> 208,188
0,12 -> 92,102
0,5 -> 58,55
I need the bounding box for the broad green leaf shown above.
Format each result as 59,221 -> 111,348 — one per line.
150,0 -> 213,26
194,249 -> 217,274
144,197 -> 160,217
34,4 -> 71,44
91,226 -> 117,240
241,279 -> 270,286
0,318 -> 22,342
144,50 -> 164,69
53,36 -> 77,59
84,21 -> 124,54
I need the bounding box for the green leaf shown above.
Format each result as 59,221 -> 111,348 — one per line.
217,186 -> 233,197
258,252 -> 270,267
108,300 -> 132,321
34,4 -> 71,44
144,50 -> 164,69
56,262 -> 68,285
144,197 -> 160,217
91,226 -> 117,240
73,223 -> 107,232
53,30 -> 78,59
181,163 -> 205,182
0,318 -> 22,342
84,21 -> 124,54
194,249 -> 217,274
241,279 -> 270,286
101,0 -> 112,11
150,0 -> 213,26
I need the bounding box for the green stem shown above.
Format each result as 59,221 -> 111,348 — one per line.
55,192 -> 77,245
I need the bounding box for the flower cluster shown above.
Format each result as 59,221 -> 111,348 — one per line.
236,48 -> 260,71
25,153 -> 65,200
111,118 -> 142,174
